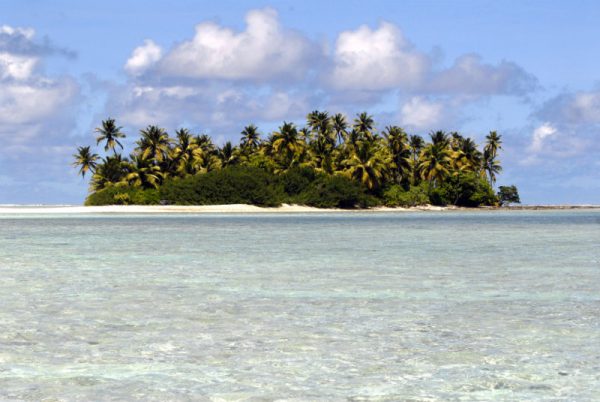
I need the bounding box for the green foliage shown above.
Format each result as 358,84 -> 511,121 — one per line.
296,174 -> 373,209
498,185 -> 521,205
78,114 -> 507,208
383,183 -> 429,207
159,166 -> 284,207
280,166 -> 319,196
85,185 -> 160,206
430,172 -> 498,207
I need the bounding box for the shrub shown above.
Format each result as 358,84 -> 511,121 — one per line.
498,185 -> 521,205
159,166 -> 284,207
85,186 -> 160,205
297,174 -> 373,209
383,183 -> 430,207
431,172 -> 498,207
281,166 -> 319,196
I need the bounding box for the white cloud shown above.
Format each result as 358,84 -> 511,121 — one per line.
399,96 -> 444,129
568,92 -> 600,124
329,22 -> 429,91
0,51 -> 38,80
0,26 -> 80,145
529,123 -> 557,153
155,8 -> 315,81
124,39 -> 162,76
427,54 -> 537,96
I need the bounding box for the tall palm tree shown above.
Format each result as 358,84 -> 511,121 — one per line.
418,143 -> 452,188
240,124 -> 261,151
484,131 -> 502,158
483,149 -> 502,185
272,122 -> 303,169
332,113 -> 348,145
353,112 -> 375,140
307,110 -> 333,145
172,128 -> 203,176
409,134 -> 425,184
429,130 -> 449,148
342,140 -> 389,191
72,146 -> 99,178
136,125 -> 171,165
95,118 -> 126,154
383,126 -> 411,185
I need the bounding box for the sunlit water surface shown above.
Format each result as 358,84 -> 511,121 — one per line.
0,210 -> 599,401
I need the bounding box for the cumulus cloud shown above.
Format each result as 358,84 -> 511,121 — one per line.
0,26 -> 80,147
150,8 -> 316,82
124,39 -> 162,76
329,22 -> 429,91
529,123 -> 557,153
427,54 -> 537,96
539,90 -> 600,125
399,96 -> 445,129
106,82 -> 310,134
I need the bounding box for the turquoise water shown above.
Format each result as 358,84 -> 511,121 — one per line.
0,210 -> 599,400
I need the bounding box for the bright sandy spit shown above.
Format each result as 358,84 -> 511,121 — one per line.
0,204 -> 451,214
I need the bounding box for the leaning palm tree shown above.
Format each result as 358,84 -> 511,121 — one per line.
240,124 -> 261,151
72,146 -> 99,178
342,140 -> 389,191
95,118 -> 126,154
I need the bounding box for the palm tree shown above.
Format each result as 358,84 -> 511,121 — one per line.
484,131 -> 502,158
137,125 -> 171,165
483,149 -> 502,185
409,134 -> 425,184
90,154 -> 127,191
121,154 -> 163,189
307,110 -> 333,145
418,143 -> 452,188
342,140 -> 389,191
218,141 -> 240,168
353,112 -> 375,140
272,122 -> 303,169
332,113 -> 348,145
429,130 -> 449,148
240,124 -> 261,151
172,128 -> 203,176
72,146 -> 99,178
383,126 -> 411,185
95,118 -> 126,154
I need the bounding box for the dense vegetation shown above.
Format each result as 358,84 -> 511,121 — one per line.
74,111 -> 519,208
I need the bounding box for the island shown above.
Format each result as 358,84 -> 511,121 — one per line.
72,111 -> 519,208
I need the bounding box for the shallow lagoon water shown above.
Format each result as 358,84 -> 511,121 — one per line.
0,210 -> 599,400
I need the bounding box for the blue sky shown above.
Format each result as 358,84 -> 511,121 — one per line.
0,0 -> 599,204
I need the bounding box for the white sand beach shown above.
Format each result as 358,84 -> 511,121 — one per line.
0,204 -> 455,214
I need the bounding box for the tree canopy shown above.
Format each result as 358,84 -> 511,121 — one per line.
74,112 -> 519,208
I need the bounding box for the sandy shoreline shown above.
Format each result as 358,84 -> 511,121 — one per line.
0,204 -> 599,214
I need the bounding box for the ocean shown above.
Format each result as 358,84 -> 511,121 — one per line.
0,210 -> 599,400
